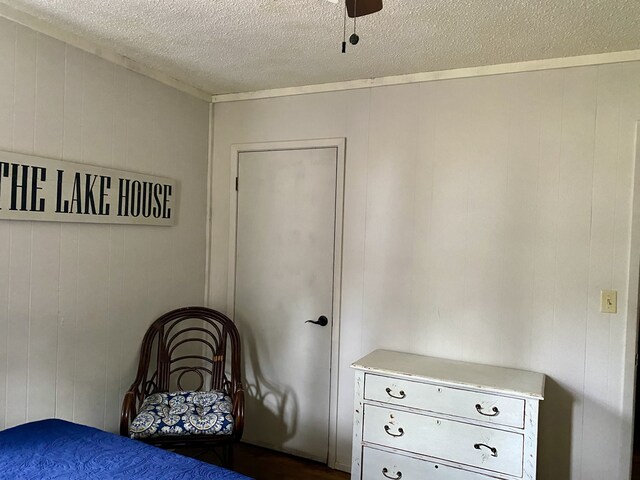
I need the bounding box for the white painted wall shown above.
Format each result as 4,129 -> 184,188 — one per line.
209,62 -> 640,480
0,17 -> 210,432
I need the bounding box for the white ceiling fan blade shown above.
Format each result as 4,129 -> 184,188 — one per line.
324,0 -> 339,3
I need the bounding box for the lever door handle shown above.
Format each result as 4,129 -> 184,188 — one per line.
305,315 -> 328,327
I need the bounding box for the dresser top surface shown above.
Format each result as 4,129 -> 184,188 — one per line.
351,350 -> 545,399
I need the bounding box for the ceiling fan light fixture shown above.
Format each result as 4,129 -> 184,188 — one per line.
346,0 -> 382,18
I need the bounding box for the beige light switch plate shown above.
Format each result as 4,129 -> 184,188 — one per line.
601,290 -> 617,314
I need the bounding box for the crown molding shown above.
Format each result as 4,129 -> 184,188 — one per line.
211,49 -> 640,103
0,2 -> 211,102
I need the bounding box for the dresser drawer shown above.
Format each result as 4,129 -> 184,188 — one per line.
362,446 -> 495,480
365,373 -> 525,428
363,405 -> 523,477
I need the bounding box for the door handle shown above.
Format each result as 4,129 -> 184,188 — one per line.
305,315 -> 329,327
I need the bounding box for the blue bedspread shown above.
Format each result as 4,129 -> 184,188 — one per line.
0,419 -> 251,480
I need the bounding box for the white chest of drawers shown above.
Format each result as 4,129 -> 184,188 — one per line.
351,350 -> 545,480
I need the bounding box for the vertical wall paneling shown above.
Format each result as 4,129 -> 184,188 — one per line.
103,66 -> 128,430
210,61 -> 640,480
497,72 -> 540,369
361,84 -> 420,354
333,89 -> 370,469
55,44 -> 83,423
616,62 -> 640,480
580,63 -> 623,479
119,73 -> 152,395
0,17 -> 16,430
410,83 -> 434,362
532,68 -> 567,480
27,33 -> 65,422
5,24 -> 37,428
0,18 -> 209,432
146,84 -> 172,312
554,66 -> 598,478
103,224 -> 125,429
72,52 -> 113,428
423,78 -> 479,361
55,222 -> 78,422
74,225 -> 109,427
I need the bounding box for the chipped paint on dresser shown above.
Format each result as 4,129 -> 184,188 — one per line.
523,399 -> 540,480
351,370 -> 365,478
350,350 -> 545,480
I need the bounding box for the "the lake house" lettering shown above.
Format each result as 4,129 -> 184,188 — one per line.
0,151 -> 177,226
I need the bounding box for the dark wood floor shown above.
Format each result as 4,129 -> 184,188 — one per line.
196,442 -> 350,480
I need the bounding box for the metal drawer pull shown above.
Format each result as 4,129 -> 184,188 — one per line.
382,467 -> 402,479
384,425 -> 405,437
474,443 -> 498,457
475,404 -> 500,417
385,387 -> 406,399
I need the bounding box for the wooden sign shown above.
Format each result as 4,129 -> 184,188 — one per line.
0,150 -> 178,226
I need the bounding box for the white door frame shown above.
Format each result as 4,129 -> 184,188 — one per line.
227,138 -> 346,469
624,122 -> 640,479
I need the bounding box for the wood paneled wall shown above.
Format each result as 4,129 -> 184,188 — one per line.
210,63 -> 640,480
0,17 -> 209,432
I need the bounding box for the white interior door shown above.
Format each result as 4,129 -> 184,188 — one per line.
233,147 -> 338,462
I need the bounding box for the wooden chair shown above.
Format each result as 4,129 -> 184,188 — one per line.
120,306 -> 244,465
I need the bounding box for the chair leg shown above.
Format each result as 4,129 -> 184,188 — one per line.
223,443 -> 234,469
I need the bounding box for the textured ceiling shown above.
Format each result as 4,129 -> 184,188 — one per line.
4,0 -> 640,95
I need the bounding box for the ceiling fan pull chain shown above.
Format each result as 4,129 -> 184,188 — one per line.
342,1 -> 347,53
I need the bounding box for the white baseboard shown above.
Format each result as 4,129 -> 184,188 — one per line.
332,461 -> 351,473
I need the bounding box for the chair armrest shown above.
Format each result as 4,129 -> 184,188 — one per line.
232,383 -> 245,441
120,390 -> 138,437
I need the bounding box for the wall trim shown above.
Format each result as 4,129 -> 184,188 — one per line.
0,1 -> 211,102
204,102 -> 215,306
211,49 -> 640,103
622,122 -> 640,480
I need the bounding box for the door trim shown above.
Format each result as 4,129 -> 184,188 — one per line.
624,122 -> 640,479
227,138 -> 346,469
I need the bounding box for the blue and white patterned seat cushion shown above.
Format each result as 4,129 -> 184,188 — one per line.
130,390 -> 235,439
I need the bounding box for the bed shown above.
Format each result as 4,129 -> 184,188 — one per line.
0,419 -> 251,479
